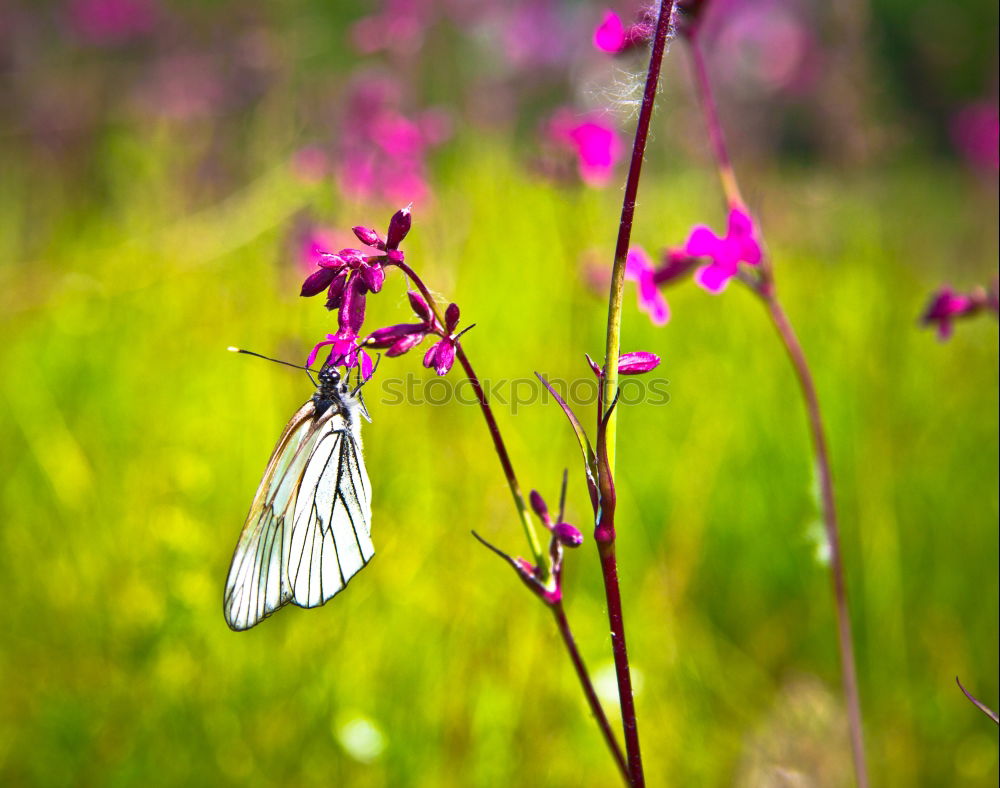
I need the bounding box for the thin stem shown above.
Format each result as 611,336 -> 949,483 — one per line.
688,39 -> 742,207
454,345 -> 547,575
598,540 -> 642,785
393,259 -> 547,571
597,4 -> 675,786
764,296 -> 868,788
552,602 -> 630,784
602,0 -> 675,468
685,31 -> 869,788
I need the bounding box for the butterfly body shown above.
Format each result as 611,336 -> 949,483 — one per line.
224,364 -> 373,631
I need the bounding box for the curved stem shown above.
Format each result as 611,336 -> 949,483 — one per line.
455,344 -> 546,573
685,30 -> 869,787
552,602 -> 630,784
393,259 -> 546,571
764,295 -> 868,788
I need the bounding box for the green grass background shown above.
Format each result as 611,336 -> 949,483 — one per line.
0,125 -> 997,786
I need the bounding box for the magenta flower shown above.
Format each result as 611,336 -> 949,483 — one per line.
921,286 -> 975,340
950,102 -> 1000,172
530,490 -> 583,548
423,303 -> 462,376
625,246 -> 670,324
548,110 -> 624,186
685,207 -> 762,293
593,10 -> 626,52
586,351 -> 662,378
68,0 -> 157,45
592,9 -> 652,54
366,290 -> 435,357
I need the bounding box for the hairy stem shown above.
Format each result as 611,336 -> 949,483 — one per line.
552,602 -> 630,784
598,4 -> 675,785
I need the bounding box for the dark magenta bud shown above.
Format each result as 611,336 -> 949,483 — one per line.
444,302 -> 460,333
301,267 -> 337,297
618,351 -> 660,375
386,206 -> 412,250
352,226 -> 386,250
553,522 -> 584,548
529,490 -> 550,523
408,290 -> 432,322
360,263 -> 385,293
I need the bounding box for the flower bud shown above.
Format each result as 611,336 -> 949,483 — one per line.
352,226 -> 386,250
553,522 -> 584,548
386,205 -> 412,250
618,351 -> 660,375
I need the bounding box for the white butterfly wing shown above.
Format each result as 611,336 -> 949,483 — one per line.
224,400 -> 373,631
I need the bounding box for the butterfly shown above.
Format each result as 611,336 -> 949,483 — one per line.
224,356 -> 373,631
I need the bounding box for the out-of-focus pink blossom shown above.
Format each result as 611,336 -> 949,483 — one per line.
500,0 -> 569,67
335,75 -> 449,203
951,102 -> 1000,172
625,246 -> 670,324
702,0 -> 817,95
685,208 -> 762,293
350,0 -> 434,56
593,10 -> 626,52
920,286 -> 991,341
68,0 -> 157,45
547,110 -> 623,186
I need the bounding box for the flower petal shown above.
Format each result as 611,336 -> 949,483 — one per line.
433,341 -> 456,375
625,246 -> 653,281
684,225 -> 721,258
306,336 -> 335,367
638,272 -> 670,325
727,208 -> 754,237
359,349 -> 374,381
694,263 -> 733,294
593,10 -> 626,53
387,332 -> 427,357
360,263 -> 385,293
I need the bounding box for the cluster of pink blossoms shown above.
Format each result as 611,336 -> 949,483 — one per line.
300,207 -> 467,379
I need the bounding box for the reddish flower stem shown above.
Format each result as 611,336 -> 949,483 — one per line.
763,295 -> 868,788
552,602 -> 630,784
392,258 -> 545,569
393,259 -> 629,776
598,3 -> 675,786
686,34 -> 869,788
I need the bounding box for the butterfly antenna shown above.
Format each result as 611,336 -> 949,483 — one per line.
228,347 -> 317,384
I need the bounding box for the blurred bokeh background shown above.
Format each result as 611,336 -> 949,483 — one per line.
1,1 -> 997,785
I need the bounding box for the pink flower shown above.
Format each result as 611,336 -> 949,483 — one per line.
950,102 -> 1000,172
593,10 -> 626,52
625,246 -> 670,324
921,286 -> 974,341
422,303 -> 462,376
68,0 -> 156,45
685,208 -> 762,293
548,110 -> 623,186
